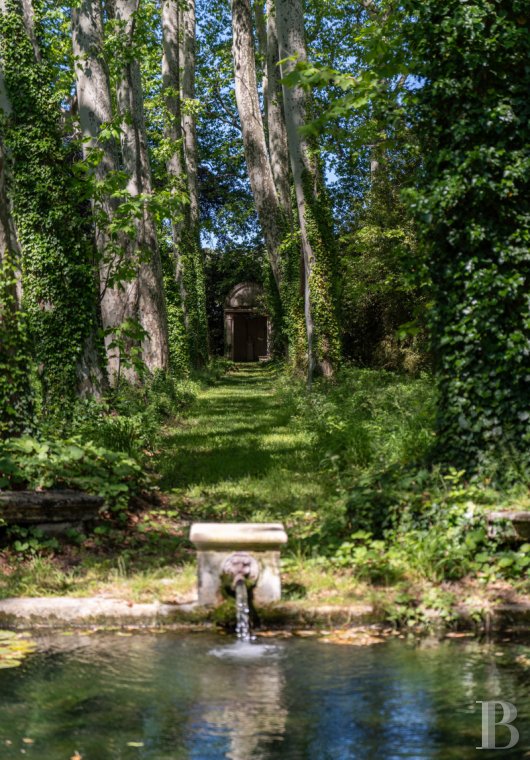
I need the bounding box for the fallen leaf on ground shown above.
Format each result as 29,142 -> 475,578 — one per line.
445,632 -> 475,638
320,628 -> 386,646
292,630 -> 320,637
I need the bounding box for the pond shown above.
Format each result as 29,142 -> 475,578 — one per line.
0,632 -> 528,759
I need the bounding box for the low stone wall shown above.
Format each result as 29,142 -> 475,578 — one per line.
0,596 -> 529,634
0,598 -> 202,629
0,491 -> 104,533
487,510 -> 530,542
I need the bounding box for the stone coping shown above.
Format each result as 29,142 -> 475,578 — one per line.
0,490 -> 104,524
190,522 -> 288,549
488,511 -> 530,520
0,597 -> 200,629
0,596 -> 529,633
487,511 -> 530,540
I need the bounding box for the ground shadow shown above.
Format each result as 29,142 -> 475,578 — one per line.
158,366 -> 308,484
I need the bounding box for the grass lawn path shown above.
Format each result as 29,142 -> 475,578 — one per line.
157,364 -> 327,524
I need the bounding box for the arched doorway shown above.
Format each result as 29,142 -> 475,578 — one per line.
224,282 -> 270,362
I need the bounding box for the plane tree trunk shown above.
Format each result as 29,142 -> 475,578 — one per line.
0,125 -> 30,435
72,0 -> 141,384
275,0 -> 341,381
162,0 -> 208,367
231,0 -> 286,290
109,0 -> 169,375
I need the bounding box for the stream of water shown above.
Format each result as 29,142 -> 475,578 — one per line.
234,579 -> 252,642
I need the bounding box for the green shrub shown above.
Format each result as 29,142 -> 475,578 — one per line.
333,468 -> 530,585
290,366 -> 436,474
0,436 -> 146,509
333,530 -> 403,584
282,367 -> 530,585
69,372 -> 199,455
194,357 -> 236,386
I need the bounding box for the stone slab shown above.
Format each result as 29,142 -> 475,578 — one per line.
0,491 -> 104,525
0,597 -> 200,629
487,511 -> 530,541
190,522 -> 288,550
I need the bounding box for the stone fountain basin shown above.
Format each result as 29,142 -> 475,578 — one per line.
190,523 -> 288,607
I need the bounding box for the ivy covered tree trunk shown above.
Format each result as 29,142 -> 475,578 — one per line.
110,0 -> 169,375
180,0 -> 199,243
0,141 -> 19,303
231,0 -> 285,290
19,0 -> 38,60
161,0 -> 188,372
0,0 -> 104,410
407,0 -> 530,470
72,0 -> 139,384
180,0 -> 208,366
0,128 -> 31,436
275,0 -> 341,381
265,0 -> 290,216
161,0 -> 208,369
265,0 -> 306,365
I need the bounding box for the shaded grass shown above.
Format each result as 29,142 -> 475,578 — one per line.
157,364 -> 330,524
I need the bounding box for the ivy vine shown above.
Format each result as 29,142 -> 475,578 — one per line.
406,0 -> 530,470
0,0 -> 101,417
0,253 -> 32,437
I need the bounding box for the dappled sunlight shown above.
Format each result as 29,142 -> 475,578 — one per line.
157,365 -> 327,521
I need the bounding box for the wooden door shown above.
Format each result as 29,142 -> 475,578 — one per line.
232,314 -> 267,361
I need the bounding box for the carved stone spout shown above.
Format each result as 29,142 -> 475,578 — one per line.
222,552 -> 259,589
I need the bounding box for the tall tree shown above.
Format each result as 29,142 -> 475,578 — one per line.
264,0 -> 290,215
72,0 -> 140,383
0,96 -> 30,435
276,0 -> 341,380
161,0 -> 208,367
0,67 -> 21,308
230,0 -> 285,290
180,0 -> 209,366
109,0 -> 169,375
0,0 -> 104,407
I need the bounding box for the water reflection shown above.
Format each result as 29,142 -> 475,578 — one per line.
193,645 -> 287,759
0,634 -> 527,759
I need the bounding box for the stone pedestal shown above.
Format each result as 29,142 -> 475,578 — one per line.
189,523 -> 288,607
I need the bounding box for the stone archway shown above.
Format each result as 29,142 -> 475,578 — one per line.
224,282 -> 270,362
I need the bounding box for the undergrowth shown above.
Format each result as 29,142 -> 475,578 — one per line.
0,369 -> 202,508
280,366 -> 530,590
1,362 -> 528,608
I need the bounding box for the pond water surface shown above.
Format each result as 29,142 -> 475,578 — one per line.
0,632 -> 528,759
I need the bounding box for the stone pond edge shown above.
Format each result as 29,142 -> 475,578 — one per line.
0,597 -> 529,634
